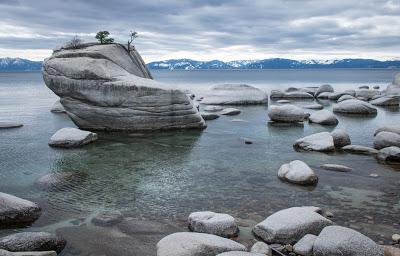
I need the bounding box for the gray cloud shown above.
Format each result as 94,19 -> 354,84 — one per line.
0,0 -> 399,61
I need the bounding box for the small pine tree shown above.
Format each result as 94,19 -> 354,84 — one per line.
127,31 -> 138,52
95,31 -> 114,44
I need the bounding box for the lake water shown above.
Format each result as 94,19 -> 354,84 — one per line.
1,69 -> 400,255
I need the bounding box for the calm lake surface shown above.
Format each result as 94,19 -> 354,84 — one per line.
1,69 -> 400,255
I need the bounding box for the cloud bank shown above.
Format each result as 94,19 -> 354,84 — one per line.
0,0 -> 399,61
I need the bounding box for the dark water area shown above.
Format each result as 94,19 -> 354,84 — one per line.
0,70 -> 399,255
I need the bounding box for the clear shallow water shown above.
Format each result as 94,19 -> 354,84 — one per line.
0,70 -> 400,255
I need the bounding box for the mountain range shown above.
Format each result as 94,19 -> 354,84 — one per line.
1,57 -> 400,71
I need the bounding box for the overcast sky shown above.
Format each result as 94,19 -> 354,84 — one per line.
0,0 -> 399,62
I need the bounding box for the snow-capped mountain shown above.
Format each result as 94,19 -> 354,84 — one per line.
0,58 -> 42,71
148,58 -> 400,70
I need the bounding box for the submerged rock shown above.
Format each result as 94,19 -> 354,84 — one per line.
377,146 -> 400,163
253,206 -> 332,244
156,232 -> 246,256
293,132 -> 335,152
0,192 -> 41,228
0,122 -> 23,129
278,160 -> 318,186
333,99 -> 377,115
342,145 -> 378,155
268,105 -> 305,123
91,210 -> 123,227
48,127 -> 97,148
330,129 -> 351,148
293,234 -> 317,256
374,125 -> 400,136
374,131 -> 400,149
188,211 -> 239,238
309,110 -> 338,125
202,84 -> 268,105
50,100 -> 66,113
42,43 -> 205,131
200,112 -> 220,121
220,108 -> 241,116
0,232 -> 66,254
320,164 -> 352,172
370,96 -> 399,106
313,226 -> 383,256
35,172 -> 83,191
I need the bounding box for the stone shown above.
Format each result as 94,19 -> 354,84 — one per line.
43,43 -> 205,131
320,164 -> 352,172
156,232 -> 246,256
278,160 -> 318,186
358,85 -> 370,89
293,132 -> 335,152
0,250 -> 57,256
277,100 -> 291,104
270,90 -> 285,99
313,226 -> 383,256
337,95 -> 355,103
216,252 -> 264,256
91,210 -> 124,227
377,146 -> 400,162
253,206 -> 332,244
250,242 -> 272,256
188,211 -> 239,238
281,91 -> 314,99
50,100 -> 66,113
392,234 -> 400,243
202,84 -> 268,105
203,106 -> 223,112
201,112 -> 220,121
330,129 -> 351,148
0,192 -> 41,228
370,96 -> 399,106
342,145 -> 378,155
374,131 -> 400,149
309,110 -> 338,125
285,87 -> 298,92
333,99 -> 377,115
35,172 -> 83,191
355,89 -> 380,100
220,108 -> 241,116
303,104 -> 323,110
315,84 -> 334,97
48,127 -> 97,148
316,92 -> 333,99
383,245 -> 400,256
0,232 -> 66,254
268,105 -> 305,123
374,125 -> 400,136
0,122 -> 23,129
293,234 -> 317,256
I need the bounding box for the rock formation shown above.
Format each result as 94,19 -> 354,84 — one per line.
42,43 -> 205,131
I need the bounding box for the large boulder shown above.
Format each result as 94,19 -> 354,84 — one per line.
309,110 -> 338,125
376,146 -> 400,162
342,145 -> 378,155
313,226 -> 383,256
48,127 -> 97,148
188,211 -> 239,238
293,132 -> 335,152
369,96 -> 399,106
253,207 -> 332,244
202,84 -> 268,105
333,99 -> 377,115
330,129 -> 351,148
293,234 -> 317,256
0,193 -> 41,228
42,43 -> 205,131
156,232 -> 246,256
315,84 -> 334,97
268,105 -> 305,123
374,125 -> 400,136
0,232 -> 66,254
373,131 -> 400,149
278,160 -> 318,186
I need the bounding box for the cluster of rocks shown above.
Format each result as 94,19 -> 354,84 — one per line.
0,193 -> 65,255
157,207 -> 385,256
